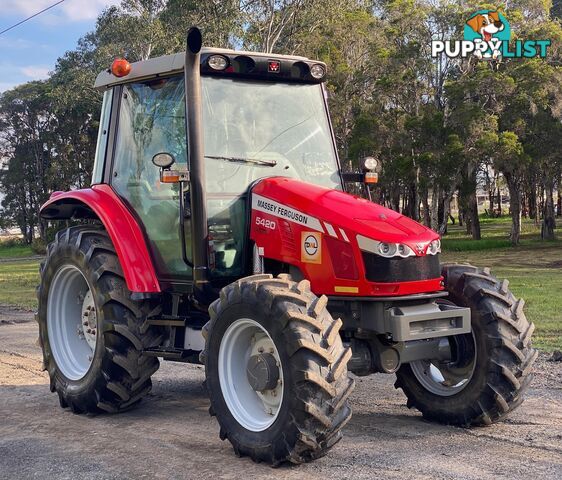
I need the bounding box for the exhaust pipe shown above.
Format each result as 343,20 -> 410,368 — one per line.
184,27 -> 210,298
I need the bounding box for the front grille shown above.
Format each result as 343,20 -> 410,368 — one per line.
362,252 -> 441,283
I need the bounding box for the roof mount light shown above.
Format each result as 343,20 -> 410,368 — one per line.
310,63 -> 326,79
111,58 -> 131,77
207,54 -> 229,71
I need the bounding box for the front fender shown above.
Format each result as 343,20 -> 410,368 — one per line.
40,184 -> 160,293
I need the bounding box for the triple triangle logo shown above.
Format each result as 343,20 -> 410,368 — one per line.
432,10 -> 550,60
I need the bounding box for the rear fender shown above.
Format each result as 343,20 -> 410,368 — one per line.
40,184 -> 160,294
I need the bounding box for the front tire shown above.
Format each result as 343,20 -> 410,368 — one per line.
395,264 -> 537,426
201,274 -> 354,465
37,225 -> 163,413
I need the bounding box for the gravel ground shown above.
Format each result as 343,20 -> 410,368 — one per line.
1,308 -> 561,480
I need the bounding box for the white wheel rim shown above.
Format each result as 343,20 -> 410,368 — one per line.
218,318 -> 284,432
409,333 -> 477,397
47,265 -> 97,381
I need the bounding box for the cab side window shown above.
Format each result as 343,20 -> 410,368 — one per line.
111,76 -> 190,279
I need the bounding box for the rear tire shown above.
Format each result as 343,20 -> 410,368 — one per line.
37,225 -> 163,413
201,274 -> 354,465
395,264 -> 537,426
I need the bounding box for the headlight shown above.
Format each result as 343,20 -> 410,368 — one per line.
378,242 -> 397,257
356,235 -> 420,259
428,239 -> 441,255
397,243 -> 415,257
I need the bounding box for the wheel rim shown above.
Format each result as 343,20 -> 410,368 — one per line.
218,318 -> 284,432
47,265 -> 97,381
409,333 -> 477,397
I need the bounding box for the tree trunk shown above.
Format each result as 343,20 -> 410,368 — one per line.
507,177 -> 521,245
528,184 -> 537,220
430,186 -> 439,231
389,185 -> 400,212
404,182 -> 419,221
538,186 -> 545,224
413,166 -> 420,221
556,177 -> 562,217
464,206 -> 471,234
421,188 -> 430,226
541,180 -> 556,240
497,187 -> 502,216
467,191 -> 481,240
521,193 -> 527,218
488,187 -> 495,217
438,192 -> 453,235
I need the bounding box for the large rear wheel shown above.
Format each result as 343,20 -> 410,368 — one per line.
37,225 -> 163,413
395,264 -> 537,425
201,274 -> 354,465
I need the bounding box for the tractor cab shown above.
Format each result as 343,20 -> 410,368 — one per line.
92,44 -> 340,290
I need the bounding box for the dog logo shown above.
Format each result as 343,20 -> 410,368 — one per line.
464,10 -> 509,59
432,10 -> 550,60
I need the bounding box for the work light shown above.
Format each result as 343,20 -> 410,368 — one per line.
208,55 -> 229,70
310,63 -> 326,79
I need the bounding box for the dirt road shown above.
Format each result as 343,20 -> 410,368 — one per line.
1,309 -> 561,480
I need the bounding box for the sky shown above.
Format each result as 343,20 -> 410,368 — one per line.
0,0 -> 121,93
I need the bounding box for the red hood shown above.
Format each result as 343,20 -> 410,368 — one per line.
252,177 -> 439,252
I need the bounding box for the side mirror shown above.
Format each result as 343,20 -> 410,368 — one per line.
152,152 -> 175,169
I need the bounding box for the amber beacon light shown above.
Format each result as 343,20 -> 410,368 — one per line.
111,58 -> 131,77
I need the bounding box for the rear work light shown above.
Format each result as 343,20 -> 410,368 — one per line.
325,236 -> 359,280
111,58 -> 131,77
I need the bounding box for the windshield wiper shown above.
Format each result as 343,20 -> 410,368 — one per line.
204,155 -> 277,167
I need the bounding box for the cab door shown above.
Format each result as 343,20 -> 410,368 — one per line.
110,75 -> 192,282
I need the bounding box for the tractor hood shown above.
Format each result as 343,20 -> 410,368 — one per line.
251,177 -> 439,252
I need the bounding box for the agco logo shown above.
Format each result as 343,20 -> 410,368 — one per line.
431,10 -> 550,60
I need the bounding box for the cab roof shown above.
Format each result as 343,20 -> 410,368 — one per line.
94,47 -> 315,90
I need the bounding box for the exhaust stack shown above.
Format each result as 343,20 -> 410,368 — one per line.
184,27 -> 210,296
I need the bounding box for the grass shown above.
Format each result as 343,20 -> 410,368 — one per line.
442,215 -> 561,251
0,260 -> 40,309
0,242 -> 34,259
0,216 -> 560,351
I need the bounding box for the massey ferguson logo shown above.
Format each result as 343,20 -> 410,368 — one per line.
268,60 -> 280,73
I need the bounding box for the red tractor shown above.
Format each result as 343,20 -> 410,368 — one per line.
37,28 -> 536,465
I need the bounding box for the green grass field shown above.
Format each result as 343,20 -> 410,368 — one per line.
0,260 -> 39,309
0,216 -> 560,350
0,243 -> 34,259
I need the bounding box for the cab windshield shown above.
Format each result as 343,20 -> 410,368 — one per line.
110,74 -> 340,280
202,77 -> 341,193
